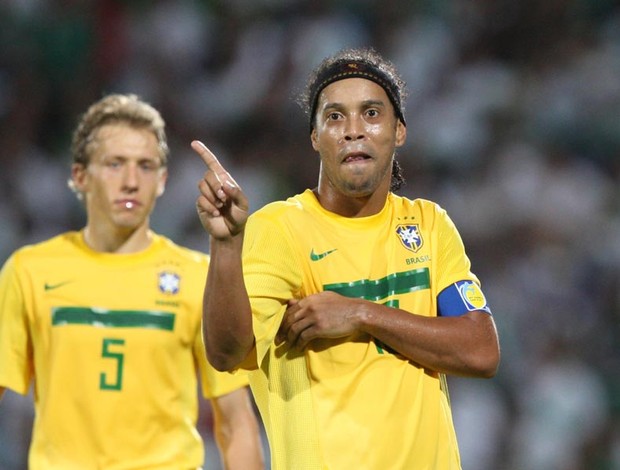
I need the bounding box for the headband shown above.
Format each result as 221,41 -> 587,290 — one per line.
308,59 -> 406,130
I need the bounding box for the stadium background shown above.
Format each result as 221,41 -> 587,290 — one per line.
0,1 -> 619,469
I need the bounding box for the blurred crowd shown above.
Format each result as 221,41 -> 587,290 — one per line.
1,0 -> 619,469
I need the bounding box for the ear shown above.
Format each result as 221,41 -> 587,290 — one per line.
70,163 -> 88,193
310,128 -> 319,152
156,168 -> 168,197
395,121 -> 407,148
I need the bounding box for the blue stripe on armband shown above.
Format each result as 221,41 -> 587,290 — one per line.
437,280 -> 492,317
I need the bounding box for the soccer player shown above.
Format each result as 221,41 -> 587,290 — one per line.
193,48 -> 500,469
0,94 -> 264,469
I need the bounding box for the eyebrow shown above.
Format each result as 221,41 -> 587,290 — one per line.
101,154 -> 160,162
322,99 -> 388,112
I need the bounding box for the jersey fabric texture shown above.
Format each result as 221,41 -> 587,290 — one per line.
0,232 -> 248,470
242,189 -> 486,470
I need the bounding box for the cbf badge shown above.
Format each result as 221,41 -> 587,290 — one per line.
458,281 -> 489,312
396,224 -> 423,252
158,272 -> 180,295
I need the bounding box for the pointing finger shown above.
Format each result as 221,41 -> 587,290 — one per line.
191,140 -> 225,173
191,140 -> 241,191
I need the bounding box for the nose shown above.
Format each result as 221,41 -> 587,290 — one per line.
344,114 -> 365,141
122,162 -> 139,191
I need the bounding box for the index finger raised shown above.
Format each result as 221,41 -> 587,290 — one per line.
191,140 -> 226,173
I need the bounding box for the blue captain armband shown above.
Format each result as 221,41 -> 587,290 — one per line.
438,280 -> 492,317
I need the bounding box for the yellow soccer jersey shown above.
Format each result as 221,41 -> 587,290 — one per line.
0,232 -> 248,470
242,190 -> 480,470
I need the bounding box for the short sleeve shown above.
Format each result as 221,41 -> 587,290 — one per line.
242,211 -> 302,370
433,204 -> 480,293
0,254 -> 34,394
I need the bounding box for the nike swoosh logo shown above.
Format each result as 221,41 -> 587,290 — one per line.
310,248 -> 338,261
44,281 -> 73,291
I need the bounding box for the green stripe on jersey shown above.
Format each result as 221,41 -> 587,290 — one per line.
52,307 -> 175,331
324,268 -> 430,301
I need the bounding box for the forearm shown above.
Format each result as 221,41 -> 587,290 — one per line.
358,302 -> 500,378
212,388 -> 265,470
216,421 -> 264,470
203,235 -> 254,371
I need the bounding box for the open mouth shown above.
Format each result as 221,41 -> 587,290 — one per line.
343,152 -> 371,163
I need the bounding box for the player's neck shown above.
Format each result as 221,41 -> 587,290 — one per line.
82,223 -> 153,254
313,182 -> 389,218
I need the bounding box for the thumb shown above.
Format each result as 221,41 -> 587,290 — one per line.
221,180 -> 249,213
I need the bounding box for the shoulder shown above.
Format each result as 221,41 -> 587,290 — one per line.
152,234 -> 210,265
0,233 -> 79,282
243,194 -> 313,256
389,195 -> 460,237
10,232 -> 80,263
389,193 -> 447,217
247,192 -> 310,231
250,193 -> 307,219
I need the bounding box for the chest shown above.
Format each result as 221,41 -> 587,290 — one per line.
294,216 -> 436,307
23,257 -> 202,347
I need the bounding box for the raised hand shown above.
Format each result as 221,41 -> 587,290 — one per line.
192,140 -> 249,240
